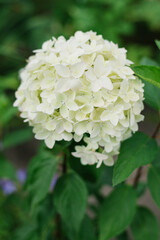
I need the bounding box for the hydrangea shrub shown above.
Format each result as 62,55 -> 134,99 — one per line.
14,31 -> 144,167
1,33 -> 160,240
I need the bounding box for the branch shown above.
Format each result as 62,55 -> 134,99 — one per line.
152,122 -> 160,139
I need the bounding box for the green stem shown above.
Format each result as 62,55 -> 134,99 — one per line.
55,152 -> 68,239
62,152 -> 67,174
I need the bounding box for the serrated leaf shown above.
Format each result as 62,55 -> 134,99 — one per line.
148,164 -> 160,208
113,132 -> 158,186
132,65 -> 160,89
131,207 -> 159,240
53,172 -> 88,236
99,185 -> 136,240
26,149 -> 58,209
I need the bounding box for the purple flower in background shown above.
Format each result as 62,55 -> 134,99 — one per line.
0,179 -> 17,195
16,169 -> 27,183
0,169 -> 26,196
50,174 -> 58,191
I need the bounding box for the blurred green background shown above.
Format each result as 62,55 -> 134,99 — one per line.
0,0 -> 160,239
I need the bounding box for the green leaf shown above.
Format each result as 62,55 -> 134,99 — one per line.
53,172 -> 88,236
131,207 -> 159,240
78,216 -> 96,240
140,58 -> 160,110
136,182 -> 147,198
155,39 -> 160,50
113,132 -> 158,186
0,153 -> 16,180
148,164 -> 160,208
14,222 -> 38,240
152,147 -> 160,168
132,65 -> 160,89
26,149 -> 58,209
99,185 -> 136,240
2,128 -> 33,148
142,79 -> 160,110
141,57 -> 159,67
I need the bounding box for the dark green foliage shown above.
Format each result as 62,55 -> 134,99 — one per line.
99,185 -> 136,240
142,80 -> 160,110
77,215 -> 97,240
148,148 -> 160,208
53,172 -> 88,237
132,65 -> 160,89
26,149 -> 58,209
148,166 -> 160,208
113,132 -> 158,186
131,207 -> 159,240
139,57 -> 160,110
0,0 -> 160,239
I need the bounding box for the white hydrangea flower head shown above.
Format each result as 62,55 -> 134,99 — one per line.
14,31 -> 144,167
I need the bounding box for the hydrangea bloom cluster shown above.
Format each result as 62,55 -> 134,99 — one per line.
14,31 -> 144,167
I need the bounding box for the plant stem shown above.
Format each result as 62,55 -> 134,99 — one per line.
55,152 -> 68,239
133,122 -> 160,187
62,152 -> 67,174
133,166 -> 143,188
152,122 -> 160,139
55,213 -> 62,240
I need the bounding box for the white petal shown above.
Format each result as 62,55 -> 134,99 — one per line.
100,110 -> 110,121
86,68 -> 96,81
103,156 -> 114,166
55,64 -> 70,78
66,100 -> 79,111
100,76 -> 113,90
71,62 -> 86,78
45,119 -> 57,131
56,78 -> 81,93
63,121 -> 73,132
45,135 -> 55,149
35,130 -> 50,140
110,115 -> 119,126
60,105 -> 69,118
56,78 -> 71,93
62,132 -> 72,141
94,55 -> 106,77
75,111 -> 86,121
91,81 -> 101,92
74,122 -> 87,135
74,133 -> 83,142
